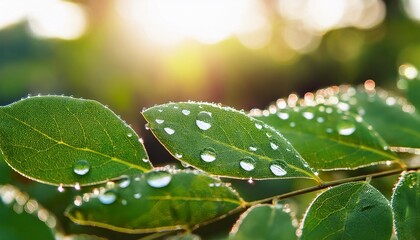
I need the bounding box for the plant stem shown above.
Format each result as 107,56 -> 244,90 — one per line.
247,165 -> 420,206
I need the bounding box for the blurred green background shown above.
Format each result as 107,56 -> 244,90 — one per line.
1,0 -> 420,238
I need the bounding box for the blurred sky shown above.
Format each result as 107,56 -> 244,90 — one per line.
1,0 -> 420,134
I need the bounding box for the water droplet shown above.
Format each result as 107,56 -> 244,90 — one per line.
164,127 -> 175,135
337,121 -> 356,136
316,117 -> 324,123
134,193 -> 142,199
239,157 -> 256,171
127,133 -> 133,137
247,178 -> 254,184
57,184 -> 65,193
325,107 -> 333,114
158,109 -> 163,112
385,160 -> 392,166
270,161 -> 287,176
270,142 -> 279,150
196,111 -> 212,130
182,109 -> 190,115
255,123 -> 263,129
73,160 -> 90,176
147,171 -> 172,188
302,112 -> 314,120
175,153 -> 183,158
144,123 -> 150,130
289,122 -> 296,127
121,199 -> 127,205
74,183 -> 81,191
155,119 -> 164,124
249,146 -> 257,152
326,128 -> 333,133
74,196 -> 83,206
118,176 -> 130,188
277,112 -> 289,120
99,191 -> 117,205
200,148 -> 217,162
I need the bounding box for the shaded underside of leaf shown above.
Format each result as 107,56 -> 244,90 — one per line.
254,104 -> 397,170
142,102 -> 317,181
0,96 -> 152,186
229,204 -> 296,240
66,170 -> 244,233
300,182 -> 392,240
391,171 -> 420,240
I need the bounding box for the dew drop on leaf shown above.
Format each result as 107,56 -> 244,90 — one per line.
302,112 -> 314,120
249,146 -> 257,152
277,112 -> 289,120
337,121 -> 356,136
127,133 -> 133,137
239,157 -> 256,171
146,171 -> 172,188
255,123 -> 263,129
133,193 -> 142,199
164,127 -> 175,135
270,142 -> 279,150
118,176 -> 131,189
270,161 -> 287,176
175,153 -> 183,158
99,191 -> 117,205
73,160 -> 90,176
182,109 -> 191,115
200,147 -> 217,162
196,111 -> 212,130
57,184 -> 65,193
155,119 -> 165,124
316,117 -> 325,123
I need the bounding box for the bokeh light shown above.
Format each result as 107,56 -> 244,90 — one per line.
0,0 -> 86,40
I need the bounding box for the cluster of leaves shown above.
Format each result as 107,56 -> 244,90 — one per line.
0,69 -> 420,239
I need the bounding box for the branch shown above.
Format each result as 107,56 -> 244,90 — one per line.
248,165 -> 420,206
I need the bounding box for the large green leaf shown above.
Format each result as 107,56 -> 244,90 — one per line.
321,85 -> 420,149
391,171 -> 420,240
300,182 -> 392,240
142,102 -> 318,181
0,184 -> 56,240
254,104 -> 397,170
229,204 -> 296,240
66,170 -> 244,233
0,96 -> 152,186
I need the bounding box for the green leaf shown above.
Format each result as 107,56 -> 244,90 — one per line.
65,170 -> 244,233
321,85 -> 420,149
391,171 -> 420,240
0,185 -> 56,240
142,102 -> 318,181
0,96 -> 152,186
229,204 -> 296,240
254,104 -> 397,170
300,182 -> 392,240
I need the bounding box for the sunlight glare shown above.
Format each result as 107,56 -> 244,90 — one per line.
27,0 -> 87,40
0,0 -> 28,30
117,0 -> 261,46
